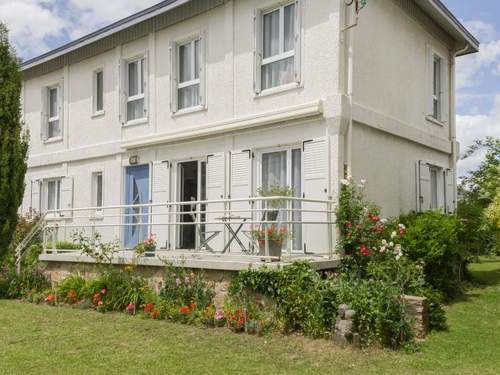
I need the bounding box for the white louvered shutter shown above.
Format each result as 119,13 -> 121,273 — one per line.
441,56 -> 449,124
142,53 -> 149,119
58,81 -> 64,137
40,87 -> 48,141
206,153 -> 226,251
253,9 -> 263,94
169,42 -> 178,113
199,32 -> 206,107
427,47 -> 434,117
302,138 -> 329,254
230,150 -> 253,252
31,180 -> 41,213
60,177 -> 73,218
293,0 -> 302,84
445,168 -> 455,214
119,59 -> 128,124
151,161 -> 170,249
418,161 -> 431,212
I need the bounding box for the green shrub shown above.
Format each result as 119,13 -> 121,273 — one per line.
56,275 -> 88,302
399,211 -> 466,299
6,267 -> 50,298
84,270 -> 153,313
159,265 -> 214,310
229,262 -> 327,337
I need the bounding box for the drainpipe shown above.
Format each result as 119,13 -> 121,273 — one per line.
450,44 -> 469,208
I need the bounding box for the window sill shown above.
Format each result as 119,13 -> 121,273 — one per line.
172,105 -> 207,118
43,136 -> 63,144
425,115 -> 445,127
91,110 -> 105,119
255,82 -> 301,99
123,117 -> 149,127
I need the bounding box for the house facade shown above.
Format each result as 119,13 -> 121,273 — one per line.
19,0 -> 478,260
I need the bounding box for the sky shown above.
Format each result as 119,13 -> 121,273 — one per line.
0,0 -> 499,177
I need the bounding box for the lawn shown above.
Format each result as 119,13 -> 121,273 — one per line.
1,258 -> 499,375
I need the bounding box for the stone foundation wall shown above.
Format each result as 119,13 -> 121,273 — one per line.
42,261 -> 235,309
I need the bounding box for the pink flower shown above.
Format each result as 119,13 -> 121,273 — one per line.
184,276 -> 190,284
100,288 -> 106,295
215,310 -> 225,321
98,300 -> 103,306
175,278 -> 181,286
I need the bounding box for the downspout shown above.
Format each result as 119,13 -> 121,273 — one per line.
449,43 -> 469,209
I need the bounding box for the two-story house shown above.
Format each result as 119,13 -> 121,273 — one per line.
19,0 -> 478,267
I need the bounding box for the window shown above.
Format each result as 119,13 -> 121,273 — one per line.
93,69 -> 104,114
46,179 -> 61,211
47,86 -> 60,139
93,172 -> 103,208
432,55 -> 442,120
177,38 -> 201,110
260,147 -> 302,250
127,58 -> 146,121
261,2 -> 297,90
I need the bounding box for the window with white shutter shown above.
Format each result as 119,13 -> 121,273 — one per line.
170,33 -> 205,113
255,1 -> 301,93
206,153 -> 226,250
41,83 -> 63,141
427,49 -> 449,124
151,161 -> 171,249
120,54 -> 148,124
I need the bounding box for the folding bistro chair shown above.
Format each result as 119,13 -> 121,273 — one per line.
189,204 -> 220,252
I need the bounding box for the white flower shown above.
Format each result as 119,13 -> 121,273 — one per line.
380,218 -> 388,224
394,244 -> 403,260
341,179 -> 350,186
395,254 -> 401,260
398,224 -> 406,230
391,231 -> 397,239
360,179 -> 367,185
379,246 -> 386,253
389,241 -> 394,247
381,239 -> 387,246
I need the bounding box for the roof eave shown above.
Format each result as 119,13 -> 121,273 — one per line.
418,0 -> 479,56
20,0 -> 190,71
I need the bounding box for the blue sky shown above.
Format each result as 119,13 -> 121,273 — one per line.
1,0 -> 498,176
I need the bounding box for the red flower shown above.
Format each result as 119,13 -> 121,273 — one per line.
127,303 -> 135,313
359,244 -> 370,257
150,308 -> 159,319
346,222 -> 353,228
144,303 -> 154,313
179,306 -> 190,314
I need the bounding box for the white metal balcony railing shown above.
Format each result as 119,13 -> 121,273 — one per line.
32,196 -> 336,264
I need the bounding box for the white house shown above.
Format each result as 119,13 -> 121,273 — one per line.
18,0 -> 478,268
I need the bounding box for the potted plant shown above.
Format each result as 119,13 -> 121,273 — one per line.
257,185 -> 294,222
135,234 -> 157,257
250,225 -> 288,259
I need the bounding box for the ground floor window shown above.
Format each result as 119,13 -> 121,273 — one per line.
260,147 -> 302,251
46,179 -> 61,211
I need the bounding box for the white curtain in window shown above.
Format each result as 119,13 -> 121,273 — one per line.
262,151 -> 287,189
127,98 -> 144,121
179,85 -> 199,109
263,9 -> 279,59
128,61 -> 138,96
262,57 -> 294,90
284,4 -> 295,52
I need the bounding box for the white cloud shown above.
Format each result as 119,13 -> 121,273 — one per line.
0,0 -> 158,60
464,20 -> 496,43
456,39 -> 500,90
456,95 -> 500,176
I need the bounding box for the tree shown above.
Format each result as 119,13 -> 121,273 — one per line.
0,23 -> 29,260
457,137 -> 500,256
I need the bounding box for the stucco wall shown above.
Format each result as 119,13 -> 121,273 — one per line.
350,121 -> 450,218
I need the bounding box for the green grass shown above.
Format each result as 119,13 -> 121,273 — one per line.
1,258 -> 500,375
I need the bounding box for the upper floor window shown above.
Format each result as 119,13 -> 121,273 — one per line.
127,58 -> 145,121
170,35 -> 205,113
427,49 -> 448,124
255,2 -> 301,93
41,84 -> 62,141
178,38 -> 201,110
93,69 -> 104,115
432,55 -> 442,120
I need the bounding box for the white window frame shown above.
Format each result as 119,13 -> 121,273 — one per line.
47,85 -> 61,141
92,171 -> 104,216
126,57 -> 146,123
44,178 -> 61,214
257,1 -> 300,94
92,68 -> 105,116
177,38 -> 201,109
432,54 -> 442,121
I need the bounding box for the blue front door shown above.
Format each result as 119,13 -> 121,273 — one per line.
124,165 -> 150,248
